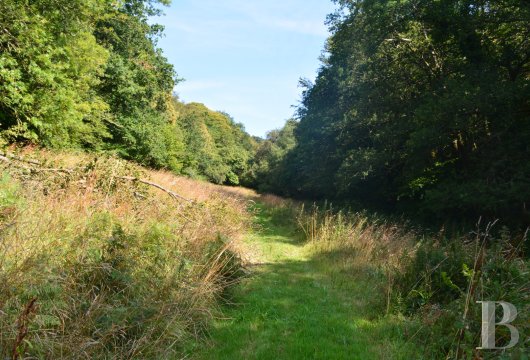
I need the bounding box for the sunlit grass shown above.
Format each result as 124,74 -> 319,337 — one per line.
195,204 -> 418,359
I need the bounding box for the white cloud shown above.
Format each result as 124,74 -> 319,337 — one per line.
158,0 -> 329,39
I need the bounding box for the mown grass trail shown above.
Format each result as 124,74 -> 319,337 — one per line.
195,203 -> 416,359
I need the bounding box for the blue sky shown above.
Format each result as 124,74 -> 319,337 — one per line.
152,0 -> 337,137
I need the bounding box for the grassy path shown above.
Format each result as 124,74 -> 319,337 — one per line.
194,204 -> 415,359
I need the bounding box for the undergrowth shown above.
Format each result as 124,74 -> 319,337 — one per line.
0,149 -> 251,359
296,204 -> 529,359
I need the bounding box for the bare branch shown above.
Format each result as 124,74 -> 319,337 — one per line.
0,152 -> 41,165
0,154 -> 193,203
118,176 -> 193,203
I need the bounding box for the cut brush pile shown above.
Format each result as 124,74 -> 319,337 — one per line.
0,149 -> 251,359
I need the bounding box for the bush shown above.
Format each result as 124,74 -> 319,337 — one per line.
395,226 -> 529,359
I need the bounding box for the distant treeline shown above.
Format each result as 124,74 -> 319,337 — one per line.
0,0 -> 256,185
251,0 -> 530,224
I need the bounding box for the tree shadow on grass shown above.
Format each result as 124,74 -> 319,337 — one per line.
192,201 -> 417,359
198,254 -> 416,360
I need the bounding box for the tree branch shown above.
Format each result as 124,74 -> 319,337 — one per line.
118,176 -> 193,203
0,153 -> 193,202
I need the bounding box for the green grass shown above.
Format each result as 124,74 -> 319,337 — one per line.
193,204 -> 418,359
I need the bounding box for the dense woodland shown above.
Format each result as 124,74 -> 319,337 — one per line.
253,0 -> 530,225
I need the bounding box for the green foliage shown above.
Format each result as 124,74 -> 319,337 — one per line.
0,0 -> 177,150
394,228 -> 529,358
0,174 -> 20,209
94,1 -> 176,121
0,0 -> 257,183
116,110 -> 185,172
177,102 -> 256,184
245,119 -> 298,192
0,0 -> 110,147
264,0 -> 530,224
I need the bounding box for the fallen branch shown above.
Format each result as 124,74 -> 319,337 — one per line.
0,156 -> 73,174
0,153 -> 193,203
33,168 -> 74,174
0,155 -> 32,171
0,152 -> 41,165
118,176 -> 193,203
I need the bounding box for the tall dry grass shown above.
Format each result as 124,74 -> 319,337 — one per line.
295,203 -> 529,359
0,149 -> 253,359
296,203 -> 417,313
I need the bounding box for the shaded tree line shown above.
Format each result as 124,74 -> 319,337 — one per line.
243,119 -> 297,192
253,0 -> 530,224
